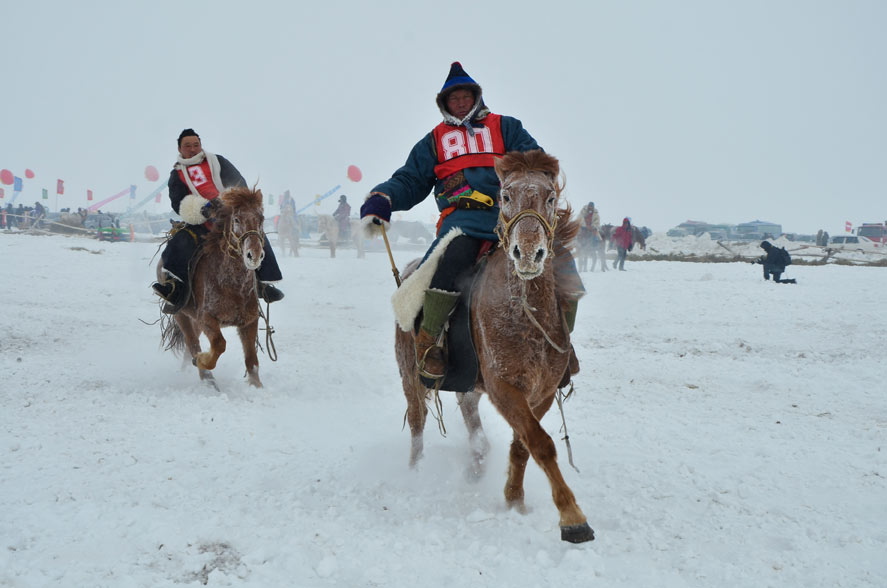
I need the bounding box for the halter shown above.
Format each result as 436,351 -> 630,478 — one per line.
223,217 -> 265,261
495,193 -> 559,253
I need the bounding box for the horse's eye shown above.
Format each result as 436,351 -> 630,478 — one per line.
500,190 -> 510,204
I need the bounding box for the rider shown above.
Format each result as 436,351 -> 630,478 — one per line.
152,128 -> 284,313
360,62 -> 583,384
333,195 -> 352,241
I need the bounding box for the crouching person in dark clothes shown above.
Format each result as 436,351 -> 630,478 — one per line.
753,240 -> 796,284
152,128 -> 284,313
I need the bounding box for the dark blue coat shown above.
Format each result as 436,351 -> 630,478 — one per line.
371,114 -> 540,244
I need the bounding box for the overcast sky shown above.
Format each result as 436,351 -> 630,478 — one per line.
2,0 -> 884,234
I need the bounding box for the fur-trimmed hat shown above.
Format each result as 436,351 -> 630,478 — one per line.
435,62 -> 483,117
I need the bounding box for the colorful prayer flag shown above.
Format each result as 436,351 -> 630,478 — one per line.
87,189 -> 93,201
845,221 -> 852,233
155,191 -> 162,203
0,188 -> 4,199
42,188 -> 48,200
130,185 -> 136,199
13,176 -> 22,192
57,179 -> 64,195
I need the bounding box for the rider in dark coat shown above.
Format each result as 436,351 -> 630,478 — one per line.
152,129 -> 284,313
360,62 -> 583,384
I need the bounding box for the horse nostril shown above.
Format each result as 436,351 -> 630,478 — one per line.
512,245 -> 521,260
534,248 -> 544,263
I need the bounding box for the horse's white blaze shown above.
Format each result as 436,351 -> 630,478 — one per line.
507,217 -> 550,279
242,236 -> 264,271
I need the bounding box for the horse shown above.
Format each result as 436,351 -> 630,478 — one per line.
317,214 -> 365,259
601,223 -> 646,251
159,187 -> 267,388
277,207 -> 300,257
394,150 -> 595,543
388,220 -> 433,244
576,226 -> 608,272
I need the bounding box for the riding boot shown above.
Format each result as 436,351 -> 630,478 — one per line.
415,289 -> 460,380
558,299 -> 580,389
152,277 -> 186,314
258,281 -> 285,303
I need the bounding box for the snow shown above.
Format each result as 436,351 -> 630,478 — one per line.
2,230 -> 885,587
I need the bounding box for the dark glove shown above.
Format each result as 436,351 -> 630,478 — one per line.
201,198 -> 223,219
360,194 -> 391,225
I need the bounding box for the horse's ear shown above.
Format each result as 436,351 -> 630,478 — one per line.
255,189 -> 263,205
493,154 -> 511,183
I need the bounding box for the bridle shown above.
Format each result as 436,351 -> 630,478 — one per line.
495,185 -> 559,253
222,215 -> 265,261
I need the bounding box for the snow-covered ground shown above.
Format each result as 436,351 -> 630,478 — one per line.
2,229 -> 885,587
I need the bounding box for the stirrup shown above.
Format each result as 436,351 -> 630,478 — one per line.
153,281 -> 185,314
417,345 -> 446,380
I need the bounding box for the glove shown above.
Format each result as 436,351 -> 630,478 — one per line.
201,198 -> 223,219
360,194 -> 391,224
360,194 -> 392,237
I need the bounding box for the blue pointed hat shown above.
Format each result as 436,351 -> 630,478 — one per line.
436,61 -> 483,117
440,61 -> 477,93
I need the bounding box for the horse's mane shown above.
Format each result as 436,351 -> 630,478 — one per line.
496,150 -> 580,249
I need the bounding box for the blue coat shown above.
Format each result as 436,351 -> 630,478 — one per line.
371,114 -> 540,245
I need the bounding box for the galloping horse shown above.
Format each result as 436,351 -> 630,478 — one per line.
395,150 -> 594,543
159,187 -> 266,388
277,207 -> 300,257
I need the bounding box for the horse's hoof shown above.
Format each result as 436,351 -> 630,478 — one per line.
560,522 -> 595,543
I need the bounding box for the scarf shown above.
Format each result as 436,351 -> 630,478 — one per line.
175,150 -> 225,197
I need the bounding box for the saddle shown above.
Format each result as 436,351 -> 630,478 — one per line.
415,256 -> 487,392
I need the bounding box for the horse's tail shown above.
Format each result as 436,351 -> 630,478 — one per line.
160,314 -> 186,355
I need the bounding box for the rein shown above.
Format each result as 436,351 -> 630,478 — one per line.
497,196 -> 565,355
511,281 -> 569,355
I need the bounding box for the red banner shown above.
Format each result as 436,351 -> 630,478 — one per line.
0,188 -> 4,199
845,221 -> 852,233
57,179 -> 64,195
87,189 -> 93,201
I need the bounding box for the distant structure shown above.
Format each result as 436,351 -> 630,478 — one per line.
667,219 -> 783,241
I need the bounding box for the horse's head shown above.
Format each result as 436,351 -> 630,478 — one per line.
217,187 -> 266,270
494,150 -> 563,280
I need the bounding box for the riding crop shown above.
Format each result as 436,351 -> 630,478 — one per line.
376,219 -> 402,287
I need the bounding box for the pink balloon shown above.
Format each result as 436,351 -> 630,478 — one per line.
0,169 -> 13,185
347,165 -> 362,183
145,165 -> 159,182
24,169 -> 35,179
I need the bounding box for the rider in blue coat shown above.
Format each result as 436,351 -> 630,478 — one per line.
361,62 -> 582,385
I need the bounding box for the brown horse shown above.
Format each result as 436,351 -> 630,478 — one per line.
395,150 -> 594,543
277,207 -> 300,257
159,187 -> 266,388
